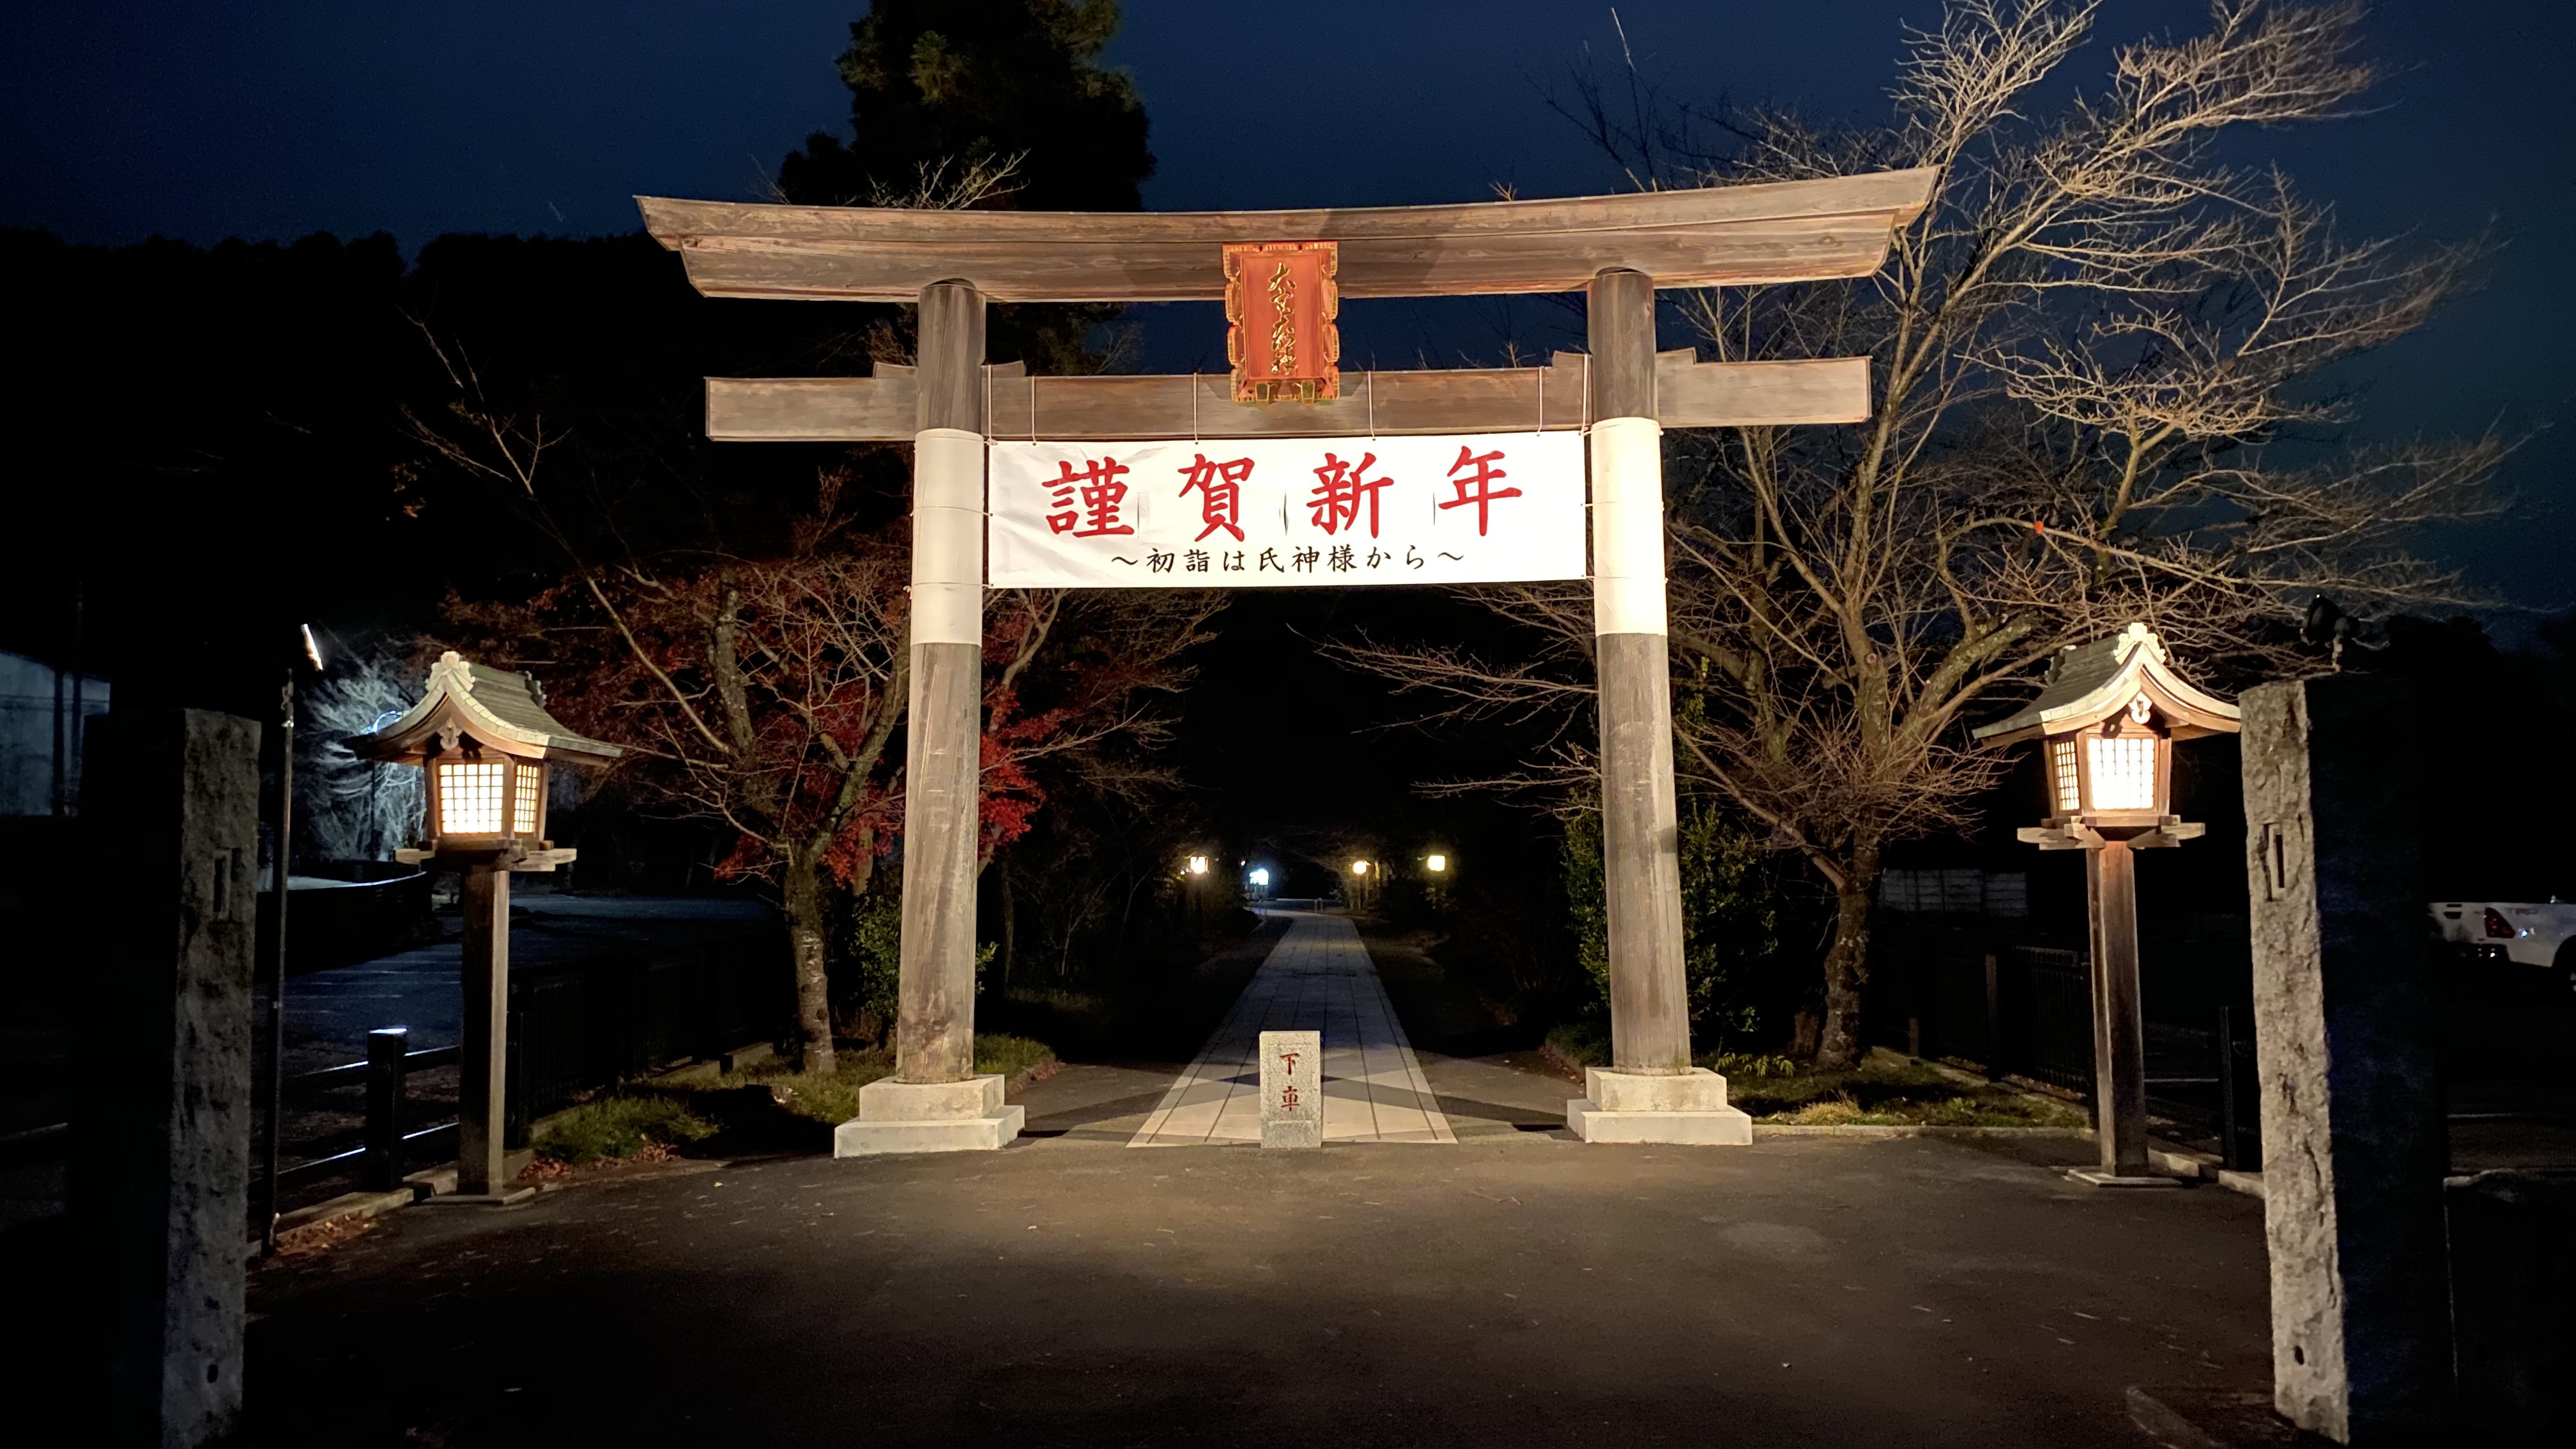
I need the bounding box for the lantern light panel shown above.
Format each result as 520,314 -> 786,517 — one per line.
438,760 -> 509,836
2050,740 -> 2082,815
2085,734 -> 2159,811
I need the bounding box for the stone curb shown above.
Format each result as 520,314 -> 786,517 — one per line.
2126,1385 -> 2325,1446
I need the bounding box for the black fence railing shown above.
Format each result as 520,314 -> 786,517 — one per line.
268,1027 -> 458,1195
254,924 -> 787,1212
505,931 -> 786,1140
1871,919 -> 2264,1166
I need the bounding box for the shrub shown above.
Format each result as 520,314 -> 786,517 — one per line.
1544,1020 -> 1609,1070
1701,1050 -> 1798,1080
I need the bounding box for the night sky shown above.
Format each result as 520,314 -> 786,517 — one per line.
7,0 -> 2570,610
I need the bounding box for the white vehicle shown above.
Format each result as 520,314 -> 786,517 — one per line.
2432,900 -> 2576,985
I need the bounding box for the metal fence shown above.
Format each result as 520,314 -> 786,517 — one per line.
256,924 -> 787,1213
507,932 -> 785,1137
1869,921 -> 2262,1168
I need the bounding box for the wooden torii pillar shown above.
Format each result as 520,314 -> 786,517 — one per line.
640,171 -> 1936,1151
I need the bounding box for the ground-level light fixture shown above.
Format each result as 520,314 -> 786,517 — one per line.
354,652 -> 620,864
1186,855 -> 1209,876
1975,622 -> 2239,1186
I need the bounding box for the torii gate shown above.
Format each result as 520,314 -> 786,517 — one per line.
638,168 -> 1935,1151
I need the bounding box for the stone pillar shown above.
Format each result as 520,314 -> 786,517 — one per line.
2241,676 -> 2450,1442
1563,268 -> 1749,1146
72,710 -> 260,1447
841,277 -> 1021,1156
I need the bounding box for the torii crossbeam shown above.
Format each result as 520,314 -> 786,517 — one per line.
639,167 -> 1937,1152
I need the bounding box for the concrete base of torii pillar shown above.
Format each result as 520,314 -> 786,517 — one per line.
834,1076 -> 1024,1156
1564,1068 -> 1754,1145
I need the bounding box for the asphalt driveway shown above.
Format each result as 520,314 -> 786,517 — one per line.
220,1117 -> 2268,1448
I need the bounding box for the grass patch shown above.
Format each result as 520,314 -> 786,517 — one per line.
533,1096 -> 721,1165
527,1034 -> 1066,1170
1720,1054 -> 2088,1127
657,1034 -> 1059,1129
1699,1050 -> 1799,1080
975,1032 -> 1057,1084
705,1046 -> 895,1126
1543,1020 -> 1609,1072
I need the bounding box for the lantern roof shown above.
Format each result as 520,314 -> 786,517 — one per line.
1973,623 -> 2242,746
351,651 -> 622,766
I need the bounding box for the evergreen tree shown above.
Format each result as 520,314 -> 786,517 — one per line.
779,1 -> 1154,374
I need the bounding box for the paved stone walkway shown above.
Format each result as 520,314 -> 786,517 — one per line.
1128,912 -> 1454,1146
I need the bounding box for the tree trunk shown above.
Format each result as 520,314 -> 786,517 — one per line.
782,847 -> 836,1077
1814,843 -> 1882,1071
999,861 -> 1015,995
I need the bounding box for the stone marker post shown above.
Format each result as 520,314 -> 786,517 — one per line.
72,710 -> 261,1448
1260,1030 -> 1323,1149
2240,676 -> 2451,1443
1564,268 -> 1750,1146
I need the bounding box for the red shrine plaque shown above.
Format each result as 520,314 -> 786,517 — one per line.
1223,240 -> 1340,402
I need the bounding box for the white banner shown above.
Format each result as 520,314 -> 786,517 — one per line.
987,431 -> 1585,588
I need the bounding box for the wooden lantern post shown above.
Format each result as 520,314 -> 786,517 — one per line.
353,652 -> 618,1200
1974,623 -> 2240,1183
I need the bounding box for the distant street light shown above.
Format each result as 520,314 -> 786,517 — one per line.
1186,855 -> 1209,875
1351,860 -> 1369,876
1248,867 -> 1271,887
1425,854 -> 1447,873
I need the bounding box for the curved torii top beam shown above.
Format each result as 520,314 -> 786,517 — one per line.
636,167 -> 1939,305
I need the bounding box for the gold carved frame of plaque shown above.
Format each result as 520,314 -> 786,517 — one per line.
1222,240 -> 1340,402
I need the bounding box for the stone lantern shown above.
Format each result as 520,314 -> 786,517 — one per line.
353,651 -> 618,1200
1975,622 -> 2240,1183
